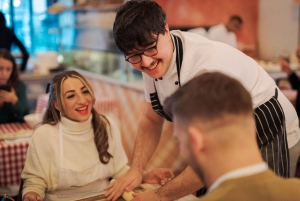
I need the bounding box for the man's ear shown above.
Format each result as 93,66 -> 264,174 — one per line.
188,126 -> 204,156
165,23 -> 170,33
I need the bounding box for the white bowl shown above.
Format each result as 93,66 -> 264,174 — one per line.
24,113 -> 43,129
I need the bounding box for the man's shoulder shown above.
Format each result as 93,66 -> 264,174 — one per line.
201,171 -> 300,201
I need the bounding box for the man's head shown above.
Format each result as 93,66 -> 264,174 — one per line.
113,0 -> 174,79
164,72 -> 257,184
226,15 -> 243,32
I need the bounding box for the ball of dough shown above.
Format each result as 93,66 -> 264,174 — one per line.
122,191 -> 134,201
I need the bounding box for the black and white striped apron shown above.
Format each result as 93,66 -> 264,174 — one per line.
150,34 -> 183,122
255,89 -> 290,177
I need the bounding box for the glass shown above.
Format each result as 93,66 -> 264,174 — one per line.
125,36 -> 159,64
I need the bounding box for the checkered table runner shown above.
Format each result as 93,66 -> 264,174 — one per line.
93,98 -> 119,116
35,94 -> 49,114
0,123 -> 32,186
0,123 -> 32,135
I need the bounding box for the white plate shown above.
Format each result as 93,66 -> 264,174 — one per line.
290,63 -> 299,71
24,113 -> 43,129
0,129 -> 33,140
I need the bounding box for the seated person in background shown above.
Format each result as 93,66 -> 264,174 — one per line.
0,49 -> 29,123
207,15 -> 242,49
0,11 -> 29,72
21,70 -> 173,201
187,27 -> 208,38
281,45 -> 300,118
276,77 -> 292,90
164,72 -> 300,201
276,77 -> 297,107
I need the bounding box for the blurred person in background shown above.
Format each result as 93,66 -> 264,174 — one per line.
280,46 -> 300,118
21,70 -> 173,201
164,72 -> 300,201
280,46 -> 300,177
0,11 -> 29,72
106,1 -> 300,200
0,49 -> 29,123
207,15 -> 243,49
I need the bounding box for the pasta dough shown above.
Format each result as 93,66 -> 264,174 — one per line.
121,191 -> 134,201
109,179 -> 134,201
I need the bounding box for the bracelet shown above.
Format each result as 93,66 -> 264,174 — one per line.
155,188 -> 162,201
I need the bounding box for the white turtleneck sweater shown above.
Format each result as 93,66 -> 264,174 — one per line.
21,115 -> 129,199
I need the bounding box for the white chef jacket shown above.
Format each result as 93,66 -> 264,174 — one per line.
143,30 -> 300,149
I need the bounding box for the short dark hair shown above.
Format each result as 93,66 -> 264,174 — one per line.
0,49 -> 19,89
164,72 -> 252,129
113,0 -> 166,55
230,15 -> 243,24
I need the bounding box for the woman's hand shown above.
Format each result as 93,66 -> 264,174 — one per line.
142,168 -> 174,185
23,192 -> 43,201
104,168 -> 143,201
0,87 -> 18,105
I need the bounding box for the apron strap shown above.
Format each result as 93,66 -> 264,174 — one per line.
59,123 -> 64,168
172,34 -> 183,87
149,34 -> 184,122
274,88 -> 278,99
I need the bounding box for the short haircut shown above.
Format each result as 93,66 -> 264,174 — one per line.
113,0 -> 166,55
230,15 -> 243,24
164,72 -> 253,129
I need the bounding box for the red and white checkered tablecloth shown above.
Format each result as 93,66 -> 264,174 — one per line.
0,122 -> 32,135
35,94 -> 49,114
0,123 -> 32,186
93,98 -> 119,116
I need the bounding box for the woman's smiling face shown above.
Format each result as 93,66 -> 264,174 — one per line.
56,77 -> 93,122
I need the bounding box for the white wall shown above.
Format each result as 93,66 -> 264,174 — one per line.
258,0 -> 299,60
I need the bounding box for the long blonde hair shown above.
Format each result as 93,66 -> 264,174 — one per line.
43,70 -> 112,164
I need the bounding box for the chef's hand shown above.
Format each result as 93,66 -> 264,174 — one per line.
104,168 -> 143,201
142,168 -> 174,185
23,192 -> 43,201
0,88 -> 18,104
132,189 -> 160,201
